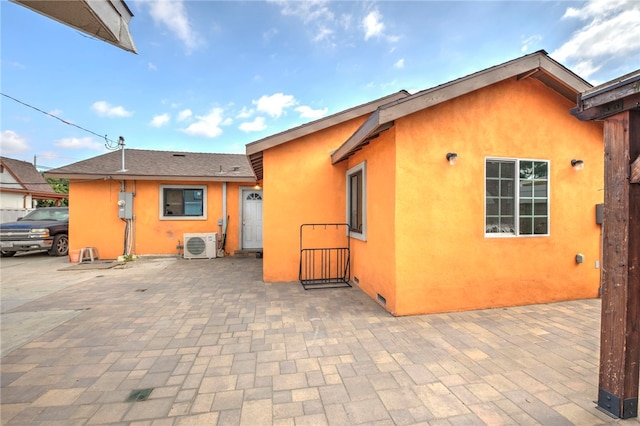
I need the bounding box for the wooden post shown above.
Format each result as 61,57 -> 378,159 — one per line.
597,109 -> 640,419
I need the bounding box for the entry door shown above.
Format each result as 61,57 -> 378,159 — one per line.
242,189 -> 263,249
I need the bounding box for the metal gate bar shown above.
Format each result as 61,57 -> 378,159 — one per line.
299,224 -> 351,289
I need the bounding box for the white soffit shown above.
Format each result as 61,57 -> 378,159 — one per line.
11,0 -> 137,54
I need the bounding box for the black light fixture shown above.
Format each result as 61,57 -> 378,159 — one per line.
571,159 -> 584,170
446,152 -> 458,165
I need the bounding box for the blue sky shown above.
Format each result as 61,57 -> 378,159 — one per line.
1,0 -> 639,170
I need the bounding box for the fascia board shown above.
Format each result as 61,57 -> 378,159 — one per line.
246,92 -> 409,156
43,173 -> 256,183
330,111 -> 381,164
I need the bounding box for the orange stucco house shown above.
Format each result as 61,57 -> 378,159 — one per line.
47,51 -> 604,316
246,50 -> 604,315
46,150 -> 261,260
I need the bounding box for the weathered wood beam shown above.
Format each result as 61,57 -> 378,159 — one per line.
597,109 -> 640,419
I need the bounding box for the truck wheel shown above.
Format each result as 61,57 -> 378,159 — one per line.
1,251 -> 16,257
48,234 -> 69,256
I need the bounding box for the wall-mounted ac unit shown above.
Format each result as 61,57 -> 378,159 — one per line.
183,233 -> 217,259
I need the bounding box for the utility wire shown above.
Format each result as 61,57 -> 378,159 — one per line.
1,92 -> 118,145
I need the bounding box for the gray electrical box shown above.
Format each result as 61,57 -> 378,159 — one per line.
596,203 -> 604,225
119,192 -> 133,219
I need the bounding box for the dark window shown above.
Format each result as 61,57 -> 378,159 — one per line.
163,188 -> 204,217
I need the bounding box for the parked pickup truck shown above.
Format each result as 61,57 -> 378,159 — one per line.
0,207 -> 69,257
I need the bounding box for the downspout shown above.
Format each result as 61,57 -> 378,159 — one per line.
222,182 -> 227,232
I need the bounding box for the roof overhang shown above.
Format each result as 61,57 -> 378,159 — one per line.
11,0 -> 137,53
332,51 -> 592,164
571,69 -> 640,121
43,172 -> 256,183
245,91 -> 410,180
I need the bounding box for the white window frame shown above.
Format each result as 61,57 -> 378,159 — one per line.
159,184 -> 208,220
484,157 -> 550,238
346,161 -> 366,241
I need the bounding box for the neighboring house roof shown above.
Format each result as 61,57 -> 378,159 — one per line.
246,91 -> 411,180
11,0 -> 137,53
0,156 -> 64,199
331,50 -> 593,164
45,149 -> 256,183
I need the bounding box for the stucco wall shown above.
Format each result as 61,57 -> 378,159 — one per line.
261,118 -> 367,282
69,179 -> 242,259
345,129 -> 397,314
393,77 -> 604,315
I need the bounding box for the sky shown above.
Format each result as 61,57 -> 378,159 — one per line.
1,0 -> 639,170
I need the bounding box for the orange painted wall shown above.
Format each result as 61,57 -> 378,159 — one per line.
261,118 -> 369,282
392,77 -> 604,315
345,129 -> 397,313
259,77 -> 603,316
69,179 -> 243,259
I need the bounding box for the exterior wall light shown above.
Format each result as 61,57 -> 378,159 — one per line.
446,152 -> 458,165
571,159 -> 584,170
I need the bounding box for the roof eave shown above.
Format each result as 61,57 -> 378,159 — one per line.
11,0 -> 137,53
331,51 -> 592,163
43,172 -> 256,183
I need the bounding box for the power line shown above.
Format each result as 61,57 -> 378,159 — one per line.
1,92 -> 118,145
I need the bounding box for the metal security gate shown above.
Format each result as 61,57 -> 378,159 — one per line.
299,223 -> 351,289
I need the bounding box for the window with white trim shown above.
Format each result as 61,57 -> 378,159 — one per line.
485,159 -> 549,236
160,185 -> 207,220
346,162 -> 366,239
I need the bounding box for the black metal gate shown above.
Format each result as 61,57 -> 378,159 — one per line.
299,223 -> 351,289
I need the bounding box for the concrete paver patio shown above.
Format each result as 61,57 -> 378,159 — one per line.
0,254 -> 635,425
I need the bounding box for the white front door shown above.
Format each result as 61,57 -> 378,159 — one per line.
242,189 -> 263,249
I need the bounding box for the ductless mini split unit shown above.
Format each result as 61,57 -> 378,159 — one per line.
183,233 -> 217,259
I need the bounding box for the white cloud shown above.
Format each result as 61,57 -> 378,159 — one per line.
313,26 -> 334,43
148,62 -> 158,71
177,109 -> 192,122
363,10 -> 384,40
150,113 -> 170,127
239,117 -> 267,132
552,0 -> 640,80
91,101 -> 133,118
181,108 -> 229,138
521,34 -> 542,53
394,58 -> 405,69
270,0 -> 334,24
0,130 -> 30,154
54,137 -> 103,150
236,107 -> 254,119
253,93 -> 297,118
145,0 -> 202,53
296,105 -> 328,119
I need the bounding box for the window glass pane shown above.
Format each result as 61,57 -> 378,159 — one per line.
486,198 -> 498,215
534,181 -> 547,197
520,217 -> 533,235
520,181 -> 532,197
486,161 -> 500,178
519,200 -> 532,216
534,200 -> 547,215
500,199 -> 513,215
500,162 -> 515,178
534,162 -> 548,179
519,161 -> 533,179
164,189 -> 183,215
500,180 -> 514,197
349,171 -> 362,232
163,187 -> 205,217
486,180 -> 499,197
534,217 -> 548,234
